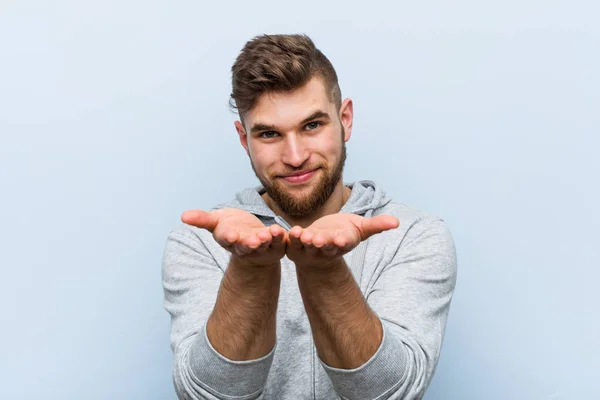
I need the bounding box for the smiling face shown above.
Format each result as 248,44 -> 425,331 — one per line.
235,76 -> 353,218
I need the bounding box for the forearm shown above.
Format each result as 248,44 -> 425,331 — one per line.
295,258 -> 382,369
207,256 -> 281,361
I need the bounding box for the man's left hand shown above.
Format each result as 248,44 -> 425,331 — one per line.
286,213 -> 399,268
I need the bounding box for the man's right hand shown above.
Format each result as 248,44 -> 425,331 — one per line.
182,208 -> 286,268
181,207 -> 284,361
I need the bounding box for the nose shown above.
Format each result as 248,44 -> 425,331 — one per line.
281,134 -> 309,168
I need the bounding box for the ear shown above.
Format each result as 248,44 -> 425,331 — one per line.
339,98 -> 353,142
234,120 -> 250,155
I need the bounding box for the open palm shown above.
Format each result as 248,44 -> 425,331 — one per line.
182,208 -> 286,267
286,213 -> 399,267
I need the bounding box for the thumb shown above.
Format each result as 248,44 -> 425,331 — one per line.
360,215 -> 399,239
181,210 -> 220,232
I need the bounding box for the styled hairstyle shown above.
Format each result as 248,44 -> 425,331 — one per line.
230,34 -> 341,125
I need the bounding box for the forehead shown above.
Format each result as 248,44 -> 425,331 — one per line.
245,76 -> 334,128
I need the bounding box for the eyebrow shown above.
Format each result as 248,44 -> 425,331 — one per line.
249,110 -> 331,134
300,110 -> 330,125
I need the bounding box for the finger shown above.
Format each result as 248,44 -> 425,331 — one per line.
223,231 -> 239,246
312,232 -> 331,248
288,226 -> 302,239
181,210 -> 219,232
288,226 -> 304,250
360,215 -> 400,239
270,224 -> 286,245
255,228 -> 274,249
269,225 -> 287,247
300,230 -> 315,247
256,229 -> 272,243
332,234 -> 357,254
242,233 -> 262,249
333,234 -> 349,249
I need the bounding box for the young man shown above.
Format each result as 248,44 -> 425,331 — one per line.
162,34 -> 457,400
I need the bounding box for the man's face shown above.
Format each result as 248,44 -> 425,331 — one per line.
236,77 -> 352,218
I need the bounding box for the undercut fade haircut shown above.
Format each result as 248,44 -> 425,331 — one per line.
230,34 -> 342,125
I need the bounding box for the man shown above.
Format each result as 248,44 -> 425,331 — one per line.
162,34 -> 457,400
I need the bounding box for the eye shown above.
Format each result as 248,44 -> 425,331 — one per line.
305,121 -> 321,130
260,131 -> 279,139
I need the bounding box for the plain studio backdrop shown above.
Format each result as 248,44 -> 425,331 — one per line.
1,1 -> 598,399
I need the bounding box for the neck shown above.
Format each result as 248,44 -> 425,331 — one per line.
264,180 -> 351,228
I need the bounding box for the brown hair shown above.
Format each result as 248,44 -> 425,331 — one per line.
230,34 -> 341,125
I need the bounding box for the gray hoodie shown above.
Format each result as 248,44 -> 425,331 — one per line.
162,180 -> 457,400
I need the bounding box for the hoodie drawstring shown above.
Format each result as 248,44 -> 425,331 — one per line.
274,215 -> 292,231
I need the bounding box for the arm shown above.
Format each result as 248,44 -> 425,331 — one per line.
287,214 -> 457,400
162,209 -> 286,400
295,257 -> 382,369
287,213 -> 397,371
207,257 -> 280,361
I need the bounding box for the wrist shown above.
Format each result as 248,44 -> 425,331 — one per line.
230,255 -> 281,270
227,257 -> 281,287
294,256 -> 346,273
295,258 -> 354,293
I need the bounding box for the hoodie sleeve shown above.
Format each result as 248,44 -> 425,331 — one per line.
319,217 -> 457,400
162,227 -> 276,400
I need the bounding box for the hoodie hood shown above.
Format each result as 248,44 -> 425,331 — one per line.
213,180 -> 392,227
339,180 -> 392,216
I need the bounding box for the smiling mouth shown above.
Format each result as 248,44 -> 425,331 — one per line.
280,169 -> 318,184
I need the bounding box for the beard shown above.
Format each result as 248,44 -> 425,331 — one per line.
250,131 -> 347,218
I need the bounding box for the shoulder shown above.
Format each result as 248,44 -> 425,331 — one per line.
372,201 -> 456,263
163,222 -> 232,271
164,222 -> 226,263
376,201 -> 449,233
167,222 -> 214,246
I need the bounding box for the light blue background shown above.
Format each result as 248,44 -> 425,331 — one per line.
1,1 -> 598,399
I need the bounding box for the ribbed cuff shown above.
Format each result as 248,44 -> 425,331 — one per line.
186,323 -> 276,399
320,322 -> 408,400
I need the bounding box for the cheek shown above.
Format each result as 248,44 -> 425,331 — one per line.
312,135 -> 342,161
250,145 -> 277,171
